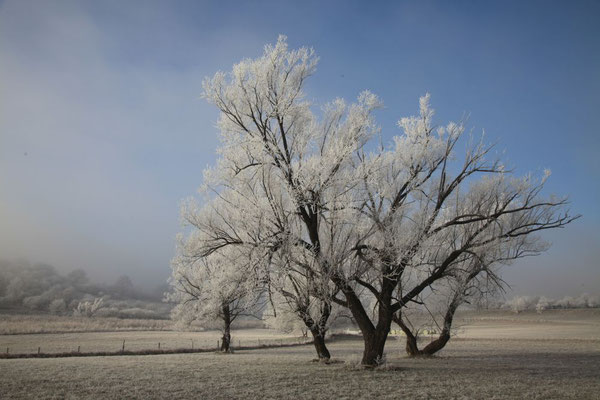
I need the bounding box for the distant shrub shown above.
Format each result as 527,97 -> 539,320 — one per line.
535,296 -> 551,313
74,298 -> 104,317
506,296 -> 539,313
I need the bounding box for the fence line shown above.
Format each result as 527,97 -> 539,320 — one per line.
0,337 -> 314,360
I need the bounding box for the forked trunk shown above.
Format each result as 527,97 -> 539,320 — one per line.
302,301 -> 332,360
398,319 -> 450,356
393,294 -> 459,357
336,277 -> 395,366
351,279 -> 395,366
310,329 -> 331,359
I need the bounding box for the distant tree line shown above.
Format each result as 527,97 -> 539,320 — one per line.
502,293 -> 599,313
0,259 -> 171,319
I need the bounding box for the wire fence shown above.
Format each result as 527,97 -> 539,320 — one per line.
0,335 -> 313,359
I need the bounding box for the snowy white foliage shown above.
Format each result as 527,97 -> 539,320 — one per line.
74,297 -> 104,317
168,244 -> 263,331
173,36 -> 577,364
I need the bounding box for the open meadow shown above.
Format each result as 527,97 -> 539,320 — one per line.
0,309 -> 599,399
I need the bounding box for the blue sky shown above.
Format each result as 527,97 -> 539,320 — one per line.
1,0 -> 598,296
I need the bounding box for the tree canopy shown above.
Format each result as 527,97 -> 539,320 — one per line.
170,36 -> 577,365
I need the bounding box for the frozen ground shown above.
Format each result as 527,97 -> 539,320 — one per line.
452,308 -> 600,340
0,309 -> 598,399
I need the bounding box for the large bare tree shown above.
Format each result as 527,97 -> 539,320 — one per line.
182,36 -> 577,365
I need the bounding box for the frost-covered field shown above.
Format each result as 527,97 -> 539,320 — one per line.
0,338 -> 598,399
0,313 -> 174,335
453,308 -> 600,340
0,310 -> 598,399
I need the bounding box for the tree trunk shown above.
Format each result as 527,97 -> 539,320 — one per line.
335,276 -> 395,366
393,293 -> 460,357
220,304 -> 232,353
361,279 -> 395,366
310,329 -> 331,359
393,312 -> 423,356
301,300 -> 332,360
220,330 -> 231,352
360,304 -> 393,366
405,333 -> 421,356
399,327 -> 450,357
420,331 -> 450,355
397,320 -> 422,356
361,329 -> 390,366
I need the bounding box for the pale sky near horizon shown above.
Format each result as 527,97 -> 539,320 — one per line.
1,0 -> 598,297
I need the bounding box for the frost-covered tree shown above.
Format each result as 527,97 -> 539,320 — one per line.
536,296 -> 552,313
190,36 -> 577,366
193,36 -> 379,360
168,240 -> 263,352
331,95 -> 577,365
175,179 -> 341,358
264,288 -> 351,346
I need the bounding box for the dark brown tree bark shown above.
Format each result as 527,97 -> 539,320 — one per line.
331,245 -> 467,366
361,328 -> 390,366
360,301 -> 394,365
310,329 -> 331,359
220,304 -> 232,353
395,317 -> 421,356
419,331 -> 450,355
335,276 -> 395,366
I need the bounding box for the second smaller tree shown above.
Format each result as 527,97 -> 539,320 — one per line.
168,244 -> 263,353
